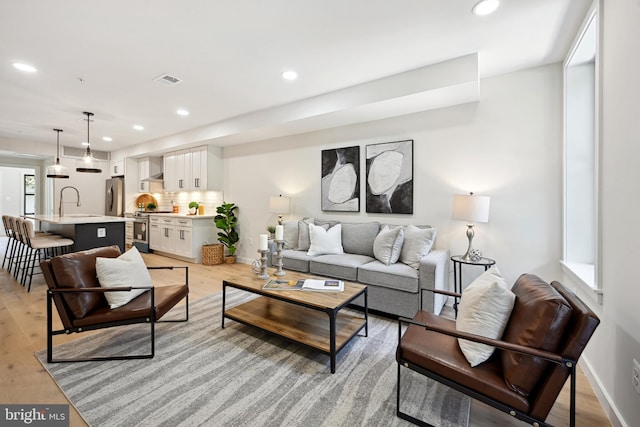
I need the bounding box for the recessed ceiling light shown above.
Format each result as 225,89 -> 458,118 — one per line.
13,62 -> 37,73
281,70 -> 298,81
176,109 -> 189,116
102,136 -> 112,142
472,0 -> 500,16
133,125 -> 144,131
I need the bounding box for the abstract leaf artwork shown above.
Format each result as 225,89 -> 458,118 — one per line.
366,140 -> 413,214
321,146 -> 360,212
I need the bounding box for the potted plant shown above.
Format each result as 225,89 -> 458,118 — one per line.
267,225 -> 276,239
188,201 -> 199,215
214,202 -> 239,263
146,202 -> 156,212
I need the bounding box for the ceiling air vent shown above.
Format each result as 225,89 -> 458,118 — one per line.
153,73 -> 182,86
62,146 -> 110,161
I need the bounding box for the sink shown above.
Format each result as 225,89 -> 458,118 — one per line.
63,214 -> 101,218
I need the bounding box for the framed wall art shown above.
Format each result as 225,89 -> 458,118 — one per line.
321,146 -> 360,212
365,140 -> 413,214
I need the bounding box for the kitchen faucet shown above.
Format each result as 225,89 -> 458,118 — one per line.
59,186 -> 81,217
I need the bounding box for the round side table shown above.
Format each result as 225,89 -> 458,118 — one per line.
450,255 -> 496,316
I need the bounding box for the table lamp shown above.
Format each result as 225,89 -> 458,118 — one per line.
269,195 -> 290,225
452,192 -> 490,262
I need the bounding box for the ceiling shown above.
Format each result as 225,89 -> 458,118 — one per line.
0,0 -> 590,156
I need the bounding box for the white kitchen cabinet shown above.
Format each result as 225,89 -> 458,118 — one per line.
174,218 -> 193,257
149,217 -> 162,250
147,215 -> 214,263
159,217 -> 176,253
162,145 -> 222,192
110,158 -> 125,177
138,156 -> 163,193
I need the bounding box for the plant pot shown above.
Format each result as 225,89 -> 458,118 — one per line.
224,255 -> 237,264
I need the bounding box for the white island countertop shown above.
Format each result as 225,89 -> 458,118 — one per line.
27,214 -> 133,225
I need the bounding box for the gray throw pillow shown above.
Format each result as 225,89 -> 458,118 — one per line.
282,220 -> 299,250
373,225 -> 405,265
399,225 -> 437,268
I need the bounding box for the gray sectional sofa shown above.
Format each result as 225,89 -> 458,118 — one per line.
271,218 -> 449,318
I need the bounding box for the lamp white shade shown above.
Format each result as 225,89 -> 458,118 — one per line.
452,193 -> 490,223
269,195 -> 290,214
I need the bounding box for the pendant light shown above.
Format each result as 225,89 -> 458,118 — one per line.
46,129 -> 70,178
76,111 -> 102,173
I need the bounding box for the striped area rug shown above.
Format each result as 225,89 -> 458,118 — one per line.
36,290 -> 470,427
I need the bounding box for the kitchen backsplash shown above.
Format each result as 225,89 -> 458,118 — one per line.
126,190 -> 224,215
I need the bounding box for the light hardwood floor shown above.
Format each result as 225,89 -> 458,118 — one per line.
0,249 -> 610,426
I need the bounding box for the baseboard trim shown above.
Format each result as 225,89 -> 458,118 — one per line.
580,355 -> 626,427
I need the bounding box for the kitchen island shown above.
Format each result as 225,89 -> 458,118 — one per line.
27,214 -> 132,253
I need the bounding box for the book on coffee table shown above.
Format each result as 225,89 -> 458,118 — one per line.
263,279 -> 304,290
300,279 -> 344,292
263,279 -> 344,292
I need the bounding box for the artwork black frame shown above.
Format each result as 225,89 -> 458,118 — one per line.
365,140 -> 413,214
321,146 -> 360,212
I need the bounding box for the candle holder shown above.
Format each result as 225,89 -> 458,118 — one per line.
257,249 -> 269,280
274,240 -> 285,276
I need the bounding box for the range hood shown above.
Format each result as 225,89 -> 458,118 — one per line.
141,173 -> 163,182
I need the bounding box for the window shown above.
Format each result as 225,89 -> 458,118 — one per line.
23,174 -> 35,215
562,4 -> 602,303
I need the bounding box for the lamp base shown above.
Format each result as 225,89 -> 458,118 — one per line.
461,224 -> 475,262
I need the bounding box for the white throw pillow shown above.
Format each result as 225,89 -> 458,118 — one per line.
400,225 -> 437,269
373,225 -> 405,265
96,246 -> 153,309
307,223 -> 344,256
456,266 -> 516,367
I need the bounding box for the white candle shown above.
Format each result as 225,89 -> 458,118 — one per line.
259,234 -> 268,251
275,225 -> 284,241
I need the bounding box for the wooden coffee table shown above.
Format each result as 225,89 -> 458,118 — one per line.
221,273 -> 368,373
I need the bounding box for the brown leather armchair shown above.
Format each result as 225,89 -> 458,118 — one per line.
396,274 -> 600,427
41,245 -> 189,363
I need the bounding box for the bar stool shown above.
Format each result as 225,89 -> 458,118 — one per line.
2,215 -> 18,271
7,216 -> 27,278
17,218 -> 74,291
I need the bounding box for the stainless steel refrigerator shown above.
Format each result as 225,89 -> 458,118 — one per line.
105,177 -> 125,216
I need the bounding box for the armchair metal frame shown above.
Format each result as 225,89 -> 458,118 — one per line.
46,265 -> 189,363
396,287 -> 588,427
397,318 -> 575,427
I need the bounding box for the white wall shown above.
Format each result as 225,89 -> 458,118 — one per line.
224,64 -> 563,289
49,156 -> 111,216
561,1 -> 640,426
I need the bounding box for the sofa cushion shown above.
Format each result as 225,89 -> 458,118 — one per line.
373,225 -> 404,265
281,249 -> 314,273
310,254 -> 374,281
51,245 -> 121,319
96,246 -> 153,309
358,260 -> 419,293
308,223 -> 344,256
340,222 -> 379,257
501,274 -> 573,396
282,220 -> 298,250
400,225 -> 437,269
456,266 -> 515,367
